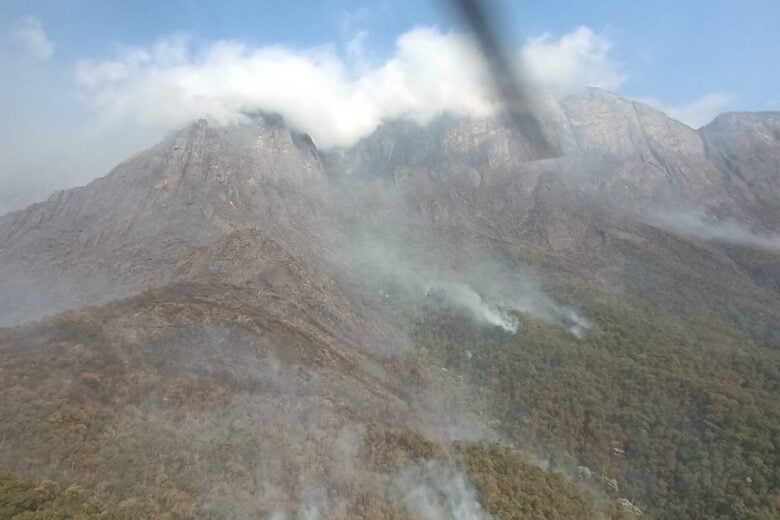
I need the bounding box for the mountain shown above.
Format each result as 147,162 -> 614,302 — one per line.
1,88 -> 779,519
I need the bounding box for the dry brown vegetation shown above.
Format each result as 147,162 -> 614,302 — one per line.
0,281 -> 638,519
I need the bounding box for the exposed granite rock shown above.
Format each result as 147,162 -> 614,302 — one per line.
617,498 -> 643,516
575,465 -> 593,481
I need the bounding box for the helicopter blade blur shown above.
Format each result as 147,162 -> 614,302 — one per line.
447,0 -> 560,158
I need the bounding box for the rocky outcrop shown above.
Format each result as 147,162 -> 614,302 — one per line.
575,465 -> 593,481
617,498 -> 643,516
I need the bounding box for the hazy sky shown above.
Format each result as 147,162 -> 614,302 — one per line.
1,0 -> 778,213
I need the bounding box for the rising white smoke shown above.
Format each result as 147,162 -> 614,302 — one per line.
424,280 -> 519,333
393,461 -> 494,520
651,209 -> 780,252
344,237 -> 590,336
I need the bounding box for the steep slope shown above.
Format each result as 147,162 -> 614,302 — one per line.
701,111 -> 780,223
1,113 -> 633,518
3,90 -> 777,328
1,280 -> 640,519
327,92 -> 780,518
0,117 -> 326,326
1,89 -> 779,518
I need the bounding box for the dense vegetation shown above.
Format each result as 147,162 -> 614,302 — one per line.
415,293 -> 780,519
0,288 -> 632,519
0,410 -> 630,519
363,426 -> 634,519
1,470 -> 102,519
1,228 -> 779,518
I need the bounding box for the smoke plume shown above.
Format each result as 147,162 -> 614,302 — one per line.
342,235 -> 590,337
651,210 -> 780,252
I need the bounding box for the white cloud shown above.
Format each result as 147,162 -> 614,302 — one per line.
74,26 -> 622,149
75,28 -> 494,148
640,93 -> 733,128
519,26 -> 625,92
10,16 -> 53,62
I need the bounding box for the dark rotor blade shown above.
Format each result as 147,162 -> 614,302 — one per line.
447,0 -> 559,158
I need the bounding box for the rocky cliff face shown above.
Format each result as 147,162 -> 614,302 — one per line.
0,117 -> 331,325
331,88 -> 778,220
700,111 -> 780,221
2,88 -> 779,325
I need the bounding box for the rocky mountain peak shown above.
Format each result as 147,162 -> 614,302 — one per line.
0,113 -> 332,325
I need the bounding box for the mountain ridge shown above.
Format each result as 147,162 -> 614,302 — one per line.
2,88 -> 779,326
